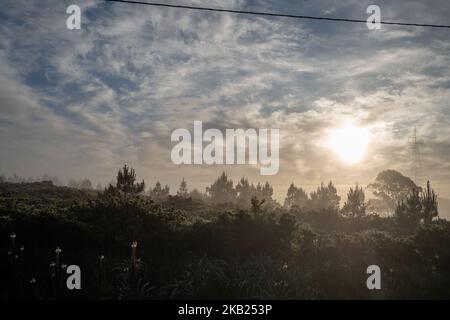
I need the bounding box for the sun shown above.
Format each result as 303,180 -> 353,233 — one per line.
326,124 -> 370,165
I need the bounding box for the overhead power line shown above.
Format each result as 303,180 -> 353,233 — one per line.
103,0 -> 450,29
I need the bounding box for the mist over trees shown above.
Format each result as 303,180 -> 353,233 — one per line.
177,178 -> 189,198
68,178 -> 93,190
0,173 -> 62,185
341,185 -> 366,219
148,181 -> 170,203
395,181 -> 439,226
0,166 -> 440,226
206,172 -> 237,204
0,164 -> 446,299
284,183 -> 308,209
97,166 -> 440,229
367,170 -> 420,215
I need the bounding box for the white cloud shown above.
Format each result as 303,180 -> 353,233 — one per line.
1,0 -> 450,200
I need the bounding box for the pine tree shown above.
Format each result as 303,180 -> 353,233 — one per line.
177,178 -> 189,198
206,172 -> 236,204
149,181 -> 170,202
309,181 -> 341,211
262,181 -> 274,203
189,189 -> 205,201
421,181 -> 438,223
236,177 -> 252,206
341,184 -> 366,219
395,188 -> 422,226
114,164 -> 145,194
284,182 -> 308,209
394,181 -> 438,226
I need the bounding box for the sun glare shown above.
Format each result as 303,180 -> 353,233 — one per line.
327,124 -> 370,165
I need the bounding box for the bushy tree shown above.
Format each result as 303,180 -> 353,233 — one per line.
368,170 -> 420,215
421,181 -> 438,223
236,177 -> 252,206
394,181 -> 438,226
109,164 -> 145,195
235,178 -> 276,208
189,189 -> 206,201
251,196 -> 265,217
309,181 -> 340,212
395,188 -> 422,227
177,178 -> 189,198
284,183 -> 309,209
341,184 -> 366,219
149,181 -> 170,203
260,181 -> 275,207
206,172 -> 236,204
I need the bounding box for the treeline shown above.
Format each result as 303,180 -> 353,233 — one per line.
144,167 -> 440,226
0,173 -> 102,191
0,164 -> 447,299
96,165 -> 440,230
3,165 -> 439,227
0,173 -> 63,185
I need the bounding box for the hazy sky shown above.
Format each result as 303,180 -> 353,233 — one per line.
1,0 -> 450,200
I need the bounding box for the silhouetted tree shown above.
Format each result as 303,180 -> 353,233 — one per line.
189,189 -> 205,201
309,181 -> 340,211
251,196 -> 265,217
112,164 -> 145,194
394,181 -> 438,226
149,181 -> 170,203
177,178 -> 189,198
421,181 -> 438,223
341,184 -> 366,219
235,178 -> 275,208
236,177 -> 252,207
261,181 -> 275,207
284,183 -> 309,209
395,188 -> 422,227
368,170 -> 420,215
206,172 -> 236,204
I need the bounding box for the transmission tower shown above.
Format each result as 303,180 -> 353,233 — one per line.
409,126 -> 424,187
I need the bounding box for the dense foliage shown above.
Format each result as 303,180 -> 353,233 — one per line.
0,168 -> 448,300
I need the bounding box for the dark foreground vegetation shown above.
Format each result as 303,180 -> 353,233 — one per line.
1,166 -> 449,299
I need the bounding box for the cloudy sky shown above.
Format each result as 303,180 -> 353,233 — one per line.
1,0 -> 450,200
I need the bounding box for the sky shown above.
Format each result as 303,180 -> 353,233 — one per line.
1,0 -> 450,201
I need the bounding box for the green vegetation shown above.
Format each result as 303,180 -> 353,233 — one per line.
1,167 -> 449,299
